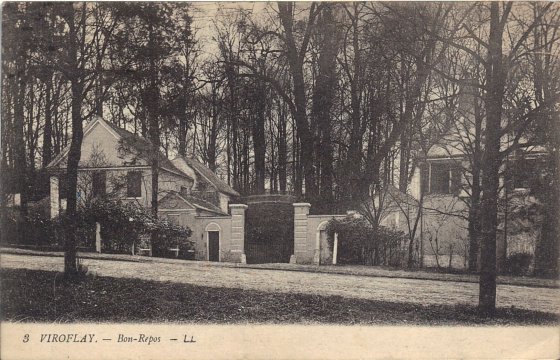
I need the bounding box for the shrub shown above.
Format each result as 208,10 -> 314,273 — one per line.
2,204 -> 64,248
326,216 -> 407,266
504,253 -> 533,276
50,211 -> 96,249
86,199 -> 144,253
3,198 -> 193,257
149,218 -> 193,259
84,199 -> 193,257
0,197 -> 60,247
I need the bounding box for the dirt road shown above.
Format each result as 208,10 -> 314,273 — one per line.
2,253 -> 558,314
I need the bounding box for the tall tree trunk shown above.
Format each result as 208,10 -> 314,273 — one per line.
146,18 -> 160,250
293,127 -> 302,196
232,116 -> 239,191
13,67 -> 28,218
269,115 -> 277,192
252,84 -> 266,194
534,173 -> 560,277
27,82 -> 35,171
242,131 -> 250,194
346,7 -> 364,201
94,61 -> 103,116
178,121 -> 187,157
311,4 -> 338,204
293,67 -> 316,199
52,79 -> 63,156
93,4 -> 103,117
532,3 -> 559,277
63,2 -> 86,276
468,177 -> 481,271
207,83 -> 218,172
226,113 -> 231,186
42,79 -> 53,167
222,57 -> 240,191
479,2 -> 508,315
398,132 -> 410,192
468,96 -> 483,272
278,2 -> 317,200
64,77 -> 84,275
278,101 -> 288,193
1,76 -> 13,243
178,97 -> 188,157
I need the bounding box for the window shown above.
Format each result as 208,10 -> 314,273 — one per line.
427,162 -> 461,195
511,158 -> 538,189
92,171 -> 106,197
431,163 -> 451,194
127,171 -> 142,198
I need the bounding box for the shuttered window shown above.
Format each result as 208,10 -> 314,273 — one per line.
430,163 -> 451,194
92,171 -> 106,197
127,171 -> 142,198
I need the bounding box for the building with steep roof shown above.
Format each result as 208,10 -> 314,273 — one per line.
46,116 -> 247,263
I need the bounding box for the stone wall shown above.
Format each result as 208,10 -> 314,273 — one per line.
161,204 -> 247,263
290,203 -> 346,265
307,215 -> 346,264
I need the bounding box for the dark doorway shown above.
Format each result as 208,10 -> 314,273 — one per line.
208,231 -> 219,261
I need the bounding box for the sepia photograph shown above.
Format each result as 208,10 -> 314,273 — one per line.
0,1 -> 559,359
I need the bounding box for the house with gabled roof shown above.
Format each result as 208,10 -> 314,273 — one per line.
171,156 -> 239,213
46,116 -> 194,212
372,83 -> 550,271
45,116 -> 247,263
394,123 -> 549,271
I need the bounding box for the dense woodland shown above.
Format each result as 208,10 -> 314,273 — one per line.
1,2 -> 559,312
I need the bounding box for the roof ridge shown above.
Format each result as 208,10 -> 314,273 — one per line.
174,155 -> 240,197
46,117 -> 192,181
100,118 -> 194,180
180,191 -> 228,215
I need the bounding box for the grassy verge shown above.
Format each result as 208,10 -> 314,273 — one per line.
1,268 -> 558,325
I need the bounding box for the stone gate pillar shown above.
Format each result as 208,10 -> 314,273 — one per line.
229,204 -> 248,264
50,175 -> 60,219
291,203 -> 311,264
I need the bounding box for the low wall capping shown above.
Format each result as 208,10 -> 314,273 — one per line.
229,204 -> 248,210
243,194 -> 296,205
307,214 -> 346,218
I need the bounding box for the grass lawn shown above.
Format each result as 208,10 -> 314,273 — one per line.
1,268 -> 558,325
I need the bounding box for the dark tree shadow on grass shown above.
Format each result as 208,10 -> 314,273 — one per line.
1,268 -> 558,325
